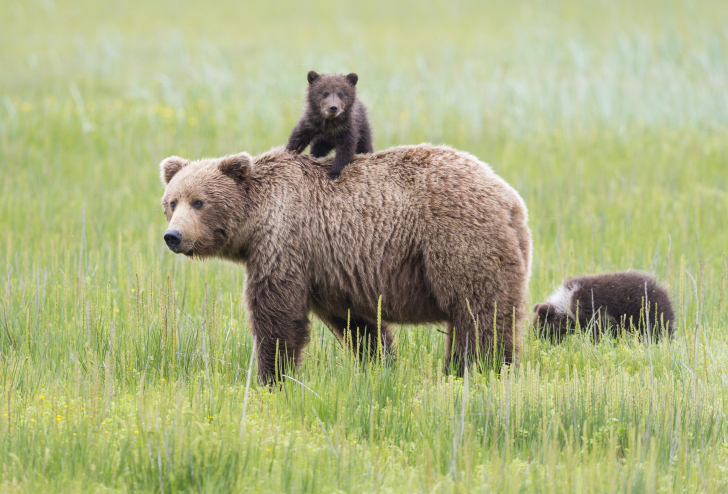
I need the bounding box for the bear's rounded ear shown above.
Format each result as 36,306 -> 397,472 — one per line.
533,303 -> 550,317
219,152 -> 252,184
307,71 -> 319,84
160,156 -> 189,186
346,73 -> 358,86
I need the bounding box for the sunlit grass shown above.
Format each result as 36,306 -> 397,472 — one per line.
1,0 -> 728,492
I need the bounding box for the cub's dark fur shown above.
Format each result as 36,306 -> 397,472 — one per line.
533,272 -> 675,341
286,71 -> 373,180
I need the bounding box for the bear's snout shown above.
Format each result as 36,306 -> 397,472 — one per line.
328,104 -> 338,113
164,230 -> 183,251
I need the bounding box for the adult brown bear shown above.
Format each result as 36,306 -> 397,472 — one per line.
159,145 -> 532,385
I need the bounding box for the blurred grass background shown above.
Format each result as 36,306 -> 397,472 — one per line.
1,0 -> 728,492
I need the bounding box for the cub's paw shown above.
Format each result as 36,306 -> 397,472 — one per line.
327,170 -> 341,181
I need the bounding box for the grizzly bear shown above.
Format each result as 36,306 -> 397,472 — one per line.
533,272 -> 675,341
160,145 -> 532,385
286,71 -> 373,180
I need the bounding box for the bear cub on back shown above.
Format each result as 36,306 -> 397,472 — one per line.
533,272 -> 675,341
286,71 -> 373,180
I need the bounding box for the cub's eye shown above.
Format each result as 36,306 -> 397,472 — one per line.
338,92 -> 344,98
322,92 -> 329,97
192,200 -> 203,210
170,201 -> 177,211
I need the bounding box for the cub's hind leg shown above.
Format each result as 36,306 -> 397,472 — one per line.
310,138 -> 335,158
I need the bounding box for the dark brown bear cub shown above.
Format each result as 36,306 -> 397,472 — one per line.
286,71 -> 373,180
533,272 -> 675,341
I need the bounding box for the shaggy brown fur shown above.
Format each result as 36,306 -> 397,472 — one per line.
286,71 -> 373,180
533,272 -> 675,341
160,145 -> 532,385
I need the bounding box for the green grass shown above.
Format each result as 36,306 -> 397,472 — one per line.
2,0 -> 728,491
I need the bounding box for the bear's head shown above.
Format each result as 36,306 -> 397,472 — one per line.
306,71 -> 358,120
159,152 -> 255,259
532,303 -> 571,338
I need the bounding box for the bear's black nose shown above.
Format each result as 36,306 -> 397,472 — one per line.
164,230 -> 182,247
329,105 -> 338,112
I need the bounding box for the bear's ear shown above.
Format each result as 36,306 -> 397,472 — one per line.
346,73 -> 358,86
160,156 -> 189,186
218,152 -> 252,184
307,71 -> 319,84
534,303 -> 551,318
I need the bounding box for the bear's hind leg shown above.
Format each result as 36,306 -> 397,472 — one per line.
444,313 -> 480,377
443,322 -> 455,373
319,314 -> 395,362
356,117 -> 374,154
446,301 -> 522,376
310,138 -> 335,158
355,131 -> 373,154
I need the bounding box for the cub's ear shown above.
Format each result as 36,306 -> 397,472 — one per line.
218,152 -> 252,183
307,71 -> 319,84
160,156 -> 189,186
533,303 -> 551,318
346,73 -> 358,86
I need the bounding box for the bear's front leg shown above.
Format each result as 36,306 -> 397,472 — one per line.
286,120 -> 316,154
246,276 -> 311,386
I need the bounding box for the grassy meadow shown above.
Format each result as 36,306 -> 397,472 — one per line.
2,0 -> 728,491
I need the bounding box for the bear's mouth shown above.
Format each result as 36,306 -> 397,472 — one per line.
321,107 -> 343,120
166,243 -> 194,256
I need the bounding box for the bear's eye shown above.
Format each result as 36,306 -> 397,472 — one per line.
322,92 -> 329,97
192,200 -> 203,210
338,92 -> 344,98
170,201 -> 177,211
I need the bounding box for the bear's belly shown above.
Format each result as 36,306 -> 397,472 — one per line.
310,258 -> 447,324
312,290 -> 447,324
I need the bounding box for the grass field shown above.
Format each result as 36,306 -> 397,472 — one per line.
2,0 -> 728,491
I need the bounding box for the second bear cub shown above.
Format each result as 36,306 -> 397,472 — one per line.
533,272 -> 676,341
286,71 -> 373,180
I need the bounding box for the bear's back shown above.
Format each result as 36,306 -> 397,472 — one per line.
251,145 -> 531,286
254,144 -> 522,210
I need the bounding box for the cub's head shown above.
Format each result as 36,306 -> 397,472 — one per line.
159,152 -> 254,259
306,70 -> 358,120
532,303 -> 571,339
